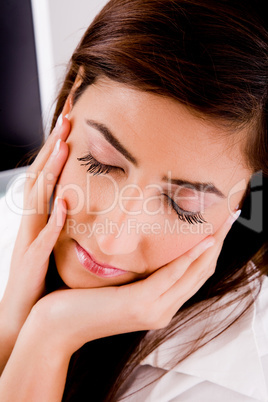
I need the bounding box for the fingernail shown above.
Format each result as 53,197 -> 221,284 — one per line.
53,196 -> 59,214
55,113 -> 63,129
204,239 -> 215,250
228,209 -> 241,226
53,197 -> 66,226
52,138 -> 61,156
65,114 -> 69,120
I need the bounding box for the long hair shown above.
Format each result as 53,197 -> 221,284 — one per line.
46,0 -> 268,400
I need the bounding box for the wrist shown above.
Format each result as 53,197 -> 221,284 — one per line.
21,300 -> 72,360
21,288 -> 137,358
0,301 -> 21,343
0,312 -> 71,402
0,302 -> 22,375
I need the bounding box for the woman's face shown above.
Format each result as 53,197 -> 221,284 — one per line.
53,77 -> 251,289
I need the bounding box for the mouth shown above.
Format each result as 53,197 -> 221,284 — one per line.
74,241 -> 128,278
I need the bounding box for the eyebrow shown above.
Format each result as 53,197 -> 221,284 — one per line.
85,119 -> 226,198
162,177 -> 226,198
86,119 -> 138,166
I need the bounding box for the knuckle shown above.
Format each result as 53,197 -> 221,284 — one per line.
23,171 -> 37,193
25,170 -> 37,184
24,191 -> 35,210
32,230 -> 53,254
169,270 -> 181,284
150,314 -> 171,330
130,303 -> 158,330
197,269 -> 209,282
126,290 -> 172,331
209,266 -> 216,277
183,252 -> 195,266
41,138 -> 53,155
198,265 -> 215,282
143,308 -> 171,330
179,294 -> 191,307
207,260 -> 217,276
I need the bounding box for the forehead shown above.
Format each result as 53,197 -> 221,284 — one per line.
74,77 -> 252,193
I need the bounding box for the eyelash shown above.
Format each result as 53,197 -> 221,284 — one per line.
78,153 -> 120,175
78,152 -> 207,225
163,195 -> 206,225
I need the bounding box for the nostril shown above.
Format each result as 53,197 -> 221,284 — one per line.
95,225 -> 141,256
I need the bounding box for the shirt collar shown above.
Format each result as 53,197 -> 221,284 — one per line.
140,292 -> 268,401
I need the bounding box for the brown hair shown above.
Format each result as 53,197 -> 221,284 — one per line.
48,0 -> 268,400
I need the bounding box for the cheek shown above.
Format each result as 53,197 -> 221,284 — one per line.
144,201 -> 230,270
145,226 -> 209,272
56,160 -> 118,217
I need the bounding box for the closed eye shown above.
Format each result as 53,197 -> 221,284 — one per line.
162,194 -> 207,225
77,152 -> 124,175
78,152 -> 206,225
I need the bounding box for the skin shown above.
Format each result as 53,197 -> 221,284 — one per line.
0,76 -> 251,401
54,76 -> 250,289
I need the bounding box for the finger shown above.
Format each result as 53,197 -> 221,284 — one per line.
24,115 -> 70,199
196,209 -> 241,263
161,210 -> 241,312
144,210 -> 241,300
214,209 -> 241,243
20,139 -> 69,248
162,249 -> 218,316
27,198 -> 66,270
9,199 -> 67,315
140,235 -> 216,299
27,114 -> 70,175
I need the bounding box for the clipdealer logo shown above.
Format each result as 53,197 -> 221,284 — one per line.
66,217 -> 214,239
5,169 -> 264,234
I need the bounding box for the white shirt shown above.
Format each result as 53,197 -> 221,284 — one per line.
1,174 -> 268,401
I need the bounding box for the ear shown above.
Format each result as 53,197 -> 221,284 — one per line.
62,66 -> 84,117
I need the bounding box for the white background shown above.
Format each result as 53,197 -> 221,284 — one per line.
31,0 -> 109,135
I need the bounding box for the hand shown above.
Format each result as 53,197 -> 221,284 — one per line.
0,209 -> 239,401
25,210 -> 240,357
0,115 -> 70,339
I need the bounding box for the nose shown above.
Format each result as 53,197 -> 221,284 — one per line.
94,191 -> 145,256
95,217 -> 141,256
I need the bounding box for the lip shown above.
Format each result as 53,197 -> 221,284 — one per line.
75,242 -> 127,278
